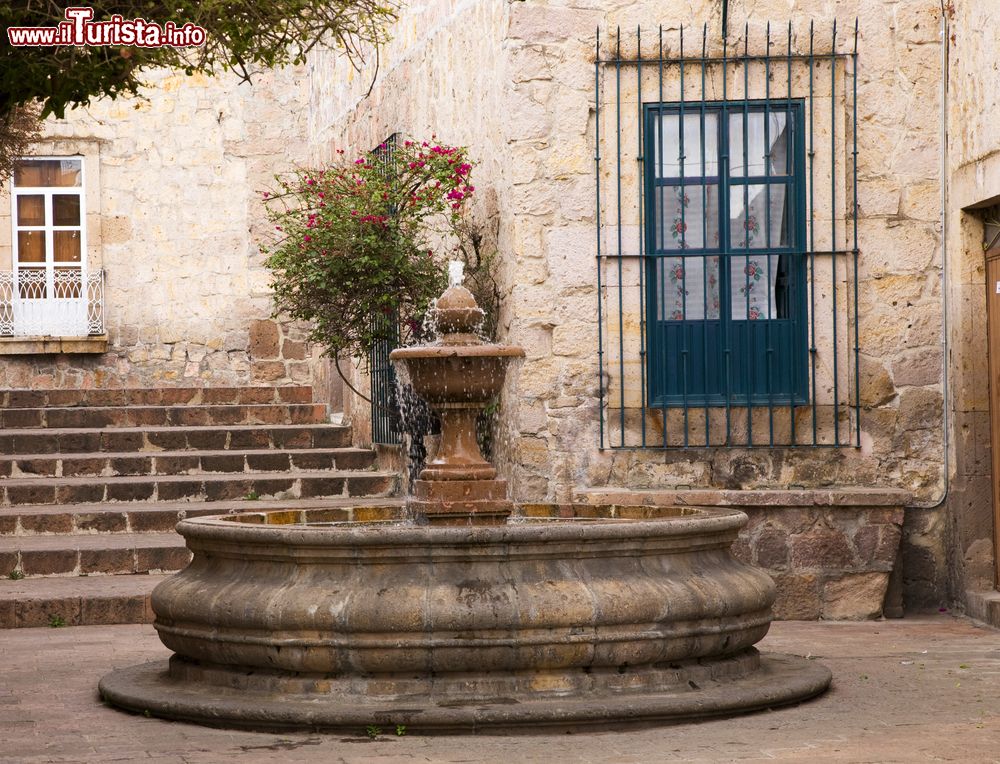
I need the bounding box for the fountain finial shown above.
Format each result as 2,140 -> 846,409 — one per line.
434,264 -> 483,343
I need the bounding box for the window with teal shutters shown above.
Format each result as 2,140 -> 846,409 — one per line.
644,100 -> 808,406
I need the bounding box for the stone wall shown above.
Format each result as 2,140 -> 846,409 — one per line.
501,0 -> 948,611
303,0 -> 516,441
310,0 -> 961,612
497,0 -> 945,498
0,67 -> 329,398
943,0 -> 1000,610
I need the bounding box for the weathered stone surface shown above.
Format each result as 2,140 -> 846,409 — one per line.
858,355 -> 897,407
251,361 -> 285,382
755,529 -> 790,570
790,530 -> 856,570
281,340 -> 307,361
821,573 -> 890,620
248,321 -> 281,360
772,573 -> 822,621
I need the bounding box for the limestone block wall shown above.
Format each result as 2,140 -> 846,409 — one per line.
497,0 -> 944,502
943,0 -> 1000,604
0,67 -> 329,397
304,0 -> 515,441
310,0 -> 959,612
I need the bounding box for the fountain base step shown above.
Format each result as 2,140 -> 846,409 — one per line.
408,500 -> 513,525
99,649 -> 831,733
410,477 -> 513,524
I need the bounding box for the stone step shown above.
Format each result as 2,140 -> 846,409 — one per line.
0,423 -> 352,455
0,573 -> 166,628
0,386 -> 312,408
0,403 -> 328,429
0,447 -> 376,479
0,532 -> 189,578
0,497 -> 407,536
0,471 -> 398,507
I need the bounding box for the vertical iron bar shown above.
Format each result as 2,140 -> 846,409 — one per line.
765,22 -> 775,447
595,27 -> 605,450
787,20 -> 797,446
680,25 -> 690,447
830,20 -> 840,446
852,18 -> 861,447
616,27 -> 625,446
743,24 -> 752,447
658,25 -> 668,447
808,21 -> 818,445
701,23 -> 710,447
637,26 -> 647,447
722,24 -> 732,445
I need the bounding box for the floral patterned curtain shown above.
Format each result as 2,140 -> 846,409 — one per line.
654,110 -> 790,322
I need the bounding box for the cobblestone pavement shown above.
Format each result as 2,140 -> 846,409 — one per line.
1,615 -> 998,763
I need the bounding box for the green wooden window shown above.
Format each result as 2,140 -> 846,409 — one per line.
644,100 -> 807,406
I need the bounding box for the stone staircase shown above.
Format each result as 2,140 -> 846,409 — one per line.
0,386 -> 400,628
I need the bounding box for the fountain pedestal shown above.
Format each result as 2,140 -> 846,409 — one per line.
390,282 -> 523,525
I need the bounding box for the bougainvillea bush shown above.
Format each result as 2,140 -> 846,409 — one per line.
262,140 -> 475,364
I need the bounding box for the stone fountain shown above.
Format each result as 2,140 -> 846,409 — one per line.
99,265 -> 830,732
389,261 -> 523,525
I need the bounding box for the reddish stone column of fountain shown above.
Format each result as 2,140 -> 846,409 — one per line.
390,282 -> 524,525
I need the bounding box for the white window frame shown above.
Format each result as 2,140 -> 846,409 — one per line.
9,156 -> 89,336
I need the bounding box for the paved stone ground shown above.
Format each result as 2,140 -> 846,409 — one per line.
1,615 -> 998,763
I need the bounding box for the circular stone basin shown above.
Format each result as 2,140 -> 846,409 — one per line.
99,504 -> 830,732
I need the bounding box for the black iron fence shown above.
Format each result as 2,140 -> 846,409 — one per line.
369,309 -> 401,445
368,135 -> 403,446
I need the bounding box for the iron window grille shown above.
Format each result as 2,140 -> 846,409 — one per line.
595,21 -> 860,449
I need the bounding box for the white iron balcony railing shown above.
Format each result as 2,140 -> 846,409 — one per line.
0,270 -> 105,337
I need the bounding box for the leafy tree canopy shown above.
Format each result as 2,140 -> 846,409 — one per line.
1,0 -> 397,119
